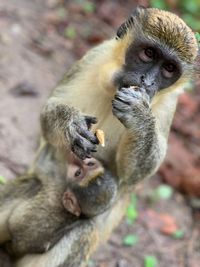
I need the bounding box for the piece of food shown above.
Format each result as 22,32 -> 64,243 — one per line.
95,129 -> 105,147
129,85 -> 139,90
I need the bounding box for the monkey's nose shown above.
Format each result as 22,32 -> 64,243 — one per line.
141,74 -> 145,83
141,75 -> 155,88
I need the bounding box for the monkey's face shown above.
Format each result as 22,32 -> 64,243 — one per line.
64,154 -> 117,217
67,153 -> 104,184
115,40 -> 183,98
114,7 -> 198,99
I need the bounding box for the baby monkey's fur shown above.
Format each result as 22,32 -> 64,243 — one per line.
0,6 -> 199,267
0,146 -> 117,259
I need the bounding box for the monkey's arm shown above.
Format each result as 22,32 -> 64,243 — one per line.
40,97 -> 99,160
40,57 -> 98,160
0,179 -> 32,244
15,220 -> 98,267
0,174 -> 41,248
113,88 -> 178,185
40,40 -> 121,160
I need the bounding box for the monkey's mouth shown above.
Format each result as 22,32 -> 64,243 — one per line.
129,85 -> 140,90
128,85 -> 156,99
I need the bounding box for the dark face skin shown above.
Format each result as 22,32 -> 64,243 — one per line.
115,40 -> 182,98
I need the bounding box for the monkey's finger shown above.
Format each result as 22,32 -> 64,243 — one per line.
90,148 -> 97,153
85,147 -> 97,158
118,87 -> 142,99
116,89 -> 150,109
72,141 -> 88,160
114,95 -> 131,105
112,99 -> 132,112
71,137 -> 87,159
78,127 -> 99,144
122,87 -> 150,104
72,146 -> 86,160
73,135 -> 97,158
112,106 -> 127,124
84,116 -> 98,129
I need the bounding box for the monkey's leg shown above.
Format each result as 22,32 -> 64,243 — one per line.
0,181 -> 27,244
40,102 -> 99,160
14,195 -> 128,267
112,87 -> 177,186
0,247 -> 14,267
0,208 -> 12,243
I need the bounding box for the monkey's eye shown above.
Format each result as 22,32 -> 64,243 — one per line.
139,47 -> 156,62
162,63 -> 176,78
86,161 -> 95,167
74,168 -> 82,178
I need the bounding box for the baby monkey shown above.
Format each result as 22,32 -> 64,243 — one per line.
0,150 -> 117,257
63,152 -> 117,218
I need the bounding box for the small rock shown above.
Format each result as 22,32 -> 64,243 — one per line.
11,24 -> 22,35
10,82 -> 38,97
116,259 -> 129,267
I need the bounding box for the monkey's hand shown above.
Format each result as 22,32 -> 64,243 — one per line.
41,103 -> 99,159
112,87 -> 152,128
112,87 -> 167,184
67,115 -> 99,160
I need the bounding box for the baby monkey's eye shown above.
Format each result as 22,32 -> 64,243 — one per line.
74,168 -> 82,177
139,47 -> 156,62
86,161 -> 95,167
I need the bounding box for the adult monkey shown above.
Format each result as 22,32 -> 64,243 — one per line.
40,7 -> 198,182
3,6 -> 199,267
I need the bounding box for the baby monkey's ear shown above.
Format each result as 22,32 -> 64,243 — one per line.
62,189 -> 81,217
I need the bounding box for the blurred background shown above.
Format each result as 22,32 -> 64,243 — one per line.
0,0 -> 199,266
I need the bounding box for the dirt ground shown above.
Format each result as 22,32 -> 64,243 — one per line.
0,1 -> 200,266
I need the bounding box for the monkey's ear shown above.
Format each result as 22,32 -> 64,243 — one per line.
62,189 -> 81,217
116,6 -> 145,39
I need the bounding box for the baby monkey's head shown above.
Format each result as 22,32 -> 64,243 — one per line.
63,153 -> 118,218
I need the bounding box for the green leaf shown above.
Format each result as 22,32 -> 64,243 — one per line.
150,0 -> 167,9
122,234 -> 138,246
82,1 -> 95,13
126,218 -> 134,225
131,193 -> 137,206
64,26 -> 77,39
172,230 -> 185,239
182,14 -> 200,31
56,7 -> 67,19
156,184 -> 173,200
0,175 -> 6,184
195,32 -> 200,43
126,204 -> 138,223
144,255 -> 158,267
181,0 -> 199,14
87,259 -> 95,267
